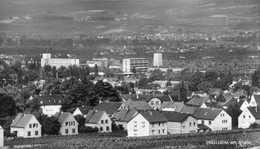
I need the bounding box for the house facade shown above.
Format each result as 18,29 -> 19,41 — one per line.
58,112 -> 79,135
194,108 -> 232,131
127,111 -> 167,137
161,112 -> 197,134
238,107 -> 260,129
85,110 -> 112,133
10,113 -> 42,138
0,125 -> 3,146
38,94 -> 64,116
148,97 -> 161,110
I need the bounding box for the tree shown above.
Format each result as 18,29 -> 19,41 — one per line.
74,115 -> 89,133
38,115 -> 61,135
252,69 -> 260,87
179,81 -> 187,103
0,93 -> 16,118
95,80 -> 121,102
166,80 -> 172,87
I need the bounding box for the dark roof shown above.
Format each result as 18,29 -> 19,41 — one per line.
85,110 -> 106,124
193,108 -> 222,120
223,98 -> 247,108
247,107 -> 260,119
58,112 -> 73,124
186,96 -> 210,107
179,106 -> 198,114
10,113 -> 36,128
161,111 -> 194,122
95,102 -> 122,115
37,94 -> 64,105
198,124 -> 211,130
138,111 -> 167,123
233,89 -> 247,98
78,106 -> 94,115
113,109 -> 138,122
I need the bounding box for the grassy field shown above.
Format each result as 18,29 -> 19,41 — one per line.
5,129 -> 260,149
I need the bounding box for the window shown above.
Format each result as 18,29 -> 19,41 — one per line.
105,120 -> 108,124
249,116 -> 251,119
106,126 -> 109,131
162,129 -> 165,133
28,131 -> 31,136
72,128 -> 75,133
202,120 -> 204,124
193,122 -> 196,126
66,122 -> 69,126
222,120 -> 227,123
133,129 -> 138,132
101,120 -> 104,124
243,115 -> 245,118
158,123 -> 161,126
158,130 -> 160,134
35,131 -> 38,136
100,127 -> 103,132
65,129 -> 68,134
33,124 -> 38,128
152,130 -> 155,134
150,101 -> 154,105
189,122 -> 192,126
29,124 -> 32,128
209,121 -> 212,125
155,101 -> 159,105
142,122 -> 145,128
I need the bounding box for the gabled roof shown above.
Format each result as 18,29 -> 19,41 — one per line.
10,113 -> 36,128
113,109 -> 138,122
124,100 -> 153,110
58,112 -> 74,124
161,111 -> 194,122
247,107 -> 260,119
37,94 -> 64,106
95,102 -> 122,115
193,108 -> 222,120
186,96 -> 210,107
85,110 -> 106,124
138,111 -> 167,123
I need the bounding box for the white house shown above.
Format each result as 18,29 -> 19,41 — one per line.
0,125 -> 3,147
193,108 -> 232,131
161,111 -> 198,134
58,112 -> 79,135
113,109 -> 138,130
85,110 -> 112,133
10,113 -> 42,138
127,111 -> 167,137
37,94 -> 64,117
238,107 -> 260,129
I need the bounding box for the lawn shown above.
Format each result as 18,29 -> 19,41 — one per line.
5,129 -> 260,149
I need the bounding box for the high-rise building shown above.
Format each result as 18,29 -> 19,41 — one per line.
153,53 -> 162,67
122,58 -> 149,73
41,53 -> 79,68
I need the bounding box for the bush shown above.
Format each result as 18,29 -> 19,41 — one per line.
250,123 -> 260,129
83,127 -> 99,133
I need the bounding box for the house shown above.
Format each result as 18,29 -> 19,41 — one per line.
37,94 -> 64,116
223,98 -> 250,111
161,111 -> 198,134
238,107 -> 260,129
72,106 -> 94,118
57,112 -> 78,135
186,96 -> 211,107
233,89 -> 247,99
113,109 -> 138,130
249,94 -> 260,107
85,110 -> 112,133
95,102 -> 123,117
127,111 -> 167,137
193,108 -> 232,131
0,125 -> 3,146
10,113 -> 42,138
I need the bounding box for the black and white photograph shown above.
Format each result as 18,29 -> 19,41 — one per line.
0,0 -> 260,148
